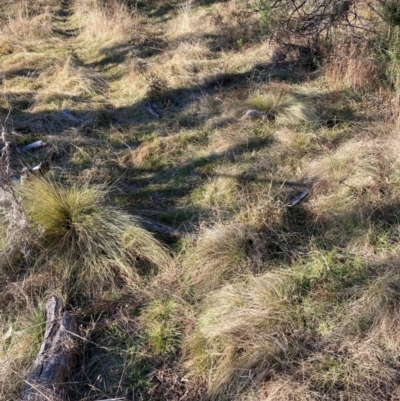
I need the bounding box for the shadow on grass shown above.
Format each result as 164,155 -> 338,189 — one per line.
0,63 -> 366,239
2,59 -> 325,132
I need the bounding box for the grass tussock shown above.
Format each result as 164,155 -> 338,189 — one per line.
185,271 -> 305,399
19,179 -> 171,295
325,41 -> 383,91
247,91 -> 319,124
183,224 -> 263,297
139,297 -> 190,355
2,0 -> 400,399
74,0 -> 142,51
346,266 -> 400,352
0,2 -> 54,45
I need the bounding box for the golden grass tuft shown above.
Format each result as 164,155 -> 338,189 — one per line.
297,344 -> 399,401
346,265 -> 400,352
74,0 -> 142,51
304,136 -> 400,240
194,174 -> 240,210
185,271 -> 305,399
19,179 -> 171,296
247,91 -> 319,124
325,41 -> 383,91
0,2 -> 54,44
239,379 -> 321,401
183,224 -> 262,297
151,41 -> 215,88
235,186 -> 286,232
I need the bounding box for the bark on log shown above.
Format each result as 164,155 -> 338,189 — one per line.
22,296 -> 77,401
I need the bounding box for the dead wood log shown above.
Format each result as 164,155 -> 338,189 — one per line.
22,296 -> 77,401
140,217 -> 183,239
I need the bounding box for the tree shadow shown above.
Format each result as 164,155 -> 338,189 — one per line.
0,62 -> 369,240
84,36 -> 168,71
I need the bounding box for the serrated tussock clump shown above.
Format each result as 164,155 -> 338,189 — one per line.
183,223 -> 263,297
19,179 -> 171,296
185,271 -> 305,399
248,91 -> 319,124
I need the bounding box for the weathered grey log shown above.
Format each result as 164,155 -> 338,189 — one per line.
145,102 -> 161,118
20,140 -> 48,152
22,296 -> 77,401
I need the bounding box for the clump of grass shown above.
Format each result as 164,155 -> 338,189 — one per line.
19,179 -> 171,296
325,41 -> 383,91
298,345 -> 399,401
304,137 -> 400,246
0,2 -> 54,45
74,0 -> 142,52
151,41 -> 214,88
183,224 -> 262,297
247,91 -> 318,124
32,56 -> 107,112
345,266 -> 400,352
140,298 -> 188,355
185,271 -> 305,399
242,379 -> 322,401
236,186 -> 286,232
192,174 -> 240,211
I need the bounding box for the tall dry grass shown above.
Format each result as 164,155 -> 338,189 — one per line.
0,0 -> 57,45
185,271 -> 305,399
73,0 -> 142,51
183,224 -> 262,297
325,41 -> 383,91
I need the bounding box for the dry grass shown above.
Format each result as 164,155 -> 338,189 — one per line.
345,265 -> 400,352
247,91 -> 319,124
19,179 -> 172,296
0,300 -> 46,401
0,1 -> 56,45
151,41 -> 215,88
185,271 -> 305,399
31,56 -> 108,112
2,0 -> 400,400
304,135 -> 400,247
183,223 -> 263,297
73,0 -> 143,52
325,41 -> 383,91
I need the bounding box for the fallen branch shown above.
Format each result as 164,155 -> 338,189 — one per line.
241,109 -> 266,120
145,102 -> 161,118
20,140 -> 48,153
140,217 -> 183,239
286,187 -> 311,207
22,296 -> 78,401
